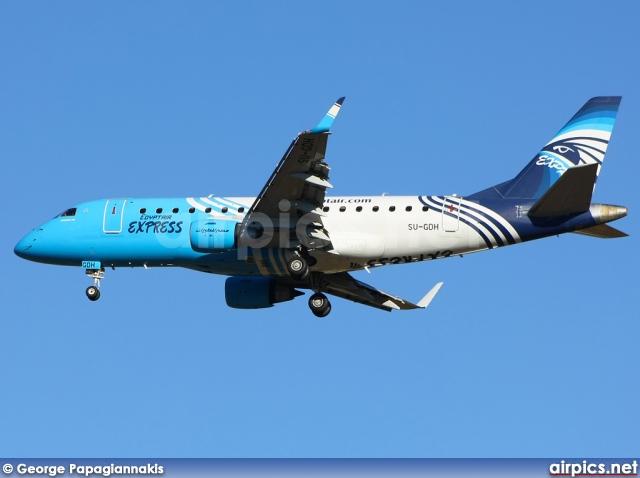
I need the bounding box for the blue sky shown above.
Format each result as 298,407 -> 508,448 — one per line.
1,1 -> 638,458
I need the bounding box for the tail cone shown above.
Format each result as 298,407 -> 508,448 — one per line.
590,204 -> 628,224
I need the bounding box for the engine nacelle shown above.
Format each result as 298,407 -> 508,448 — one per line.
190,219 -> 238,252
225,276 -> 303,309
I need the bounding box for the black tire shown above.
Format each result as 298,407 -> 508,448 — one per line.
318,304 -> 331,318
287,256 -> 309,281
86,286 -> 100,301
309,293 -> 331,317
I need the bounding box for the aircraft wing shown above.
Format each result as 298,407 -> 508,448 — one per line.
238,98 -> 345,250
319,272 -> 443,312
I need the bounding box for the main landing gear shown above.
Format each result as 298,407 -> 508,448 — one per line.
85,268 -> 105,301
287,253 -> 309,281
306,271 -> 331,317
287,252 -> 331,317
308,292 -> 331,318
286,248 -> 317,281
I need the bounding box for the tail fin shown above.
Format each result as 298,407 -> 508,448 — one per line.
470,97 -> 621,200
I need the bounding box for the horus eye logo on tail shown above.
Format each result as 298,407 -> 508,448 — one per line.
538,133 -> 611,175
535,96 -> 620,186
482,97 -> 621,200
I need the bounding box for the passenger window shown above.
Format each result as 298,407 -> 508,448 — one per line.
140,208 -> 147,214
189,207 -> 195,213
405,206 -> 412,212
422,206 -> 429,212
339,206 -> 346,212
222,207 -> 228,213
205,207 -> 211,213
323,206 -> 330,212
156,208 -> 162,214
372,206 -> 379,212
172,207 -> 179,213
238,207 -> 245,213
356,206 -> 362,212
389,206 -> 396,212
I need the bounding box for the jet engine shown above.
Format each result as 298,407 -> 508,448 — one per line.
225,276 -> 303,309
190,220 -> 238,252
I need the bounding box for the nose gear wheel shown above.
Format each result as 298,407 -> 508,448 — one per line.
85,268 -> 105,301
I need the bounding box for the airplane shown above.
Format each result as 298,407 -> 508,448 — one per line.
14,96 -> 628,317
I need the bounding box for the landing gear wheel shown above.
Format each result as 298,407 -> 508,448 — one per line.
86,285 -> 101,301
287,256 -> 309,281
85,267 -> 105,302
309,292 -> 331,317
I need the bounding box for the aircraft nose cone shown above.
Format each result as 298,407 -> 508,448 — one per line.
14,229 -> 42,260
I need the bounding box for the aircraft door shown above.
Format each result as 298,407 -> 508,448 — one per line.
441,196 -> 461,232
103,199 -> 127,234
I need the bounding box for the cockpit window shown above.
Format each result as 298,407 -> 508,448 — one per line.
58,208 -> 77,217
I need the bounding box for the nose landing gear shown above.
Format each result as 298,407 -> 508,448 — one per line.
85,268 -> 105,301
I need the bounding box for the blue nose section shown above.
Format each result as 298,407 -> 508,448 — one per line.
14,228 -> 43,260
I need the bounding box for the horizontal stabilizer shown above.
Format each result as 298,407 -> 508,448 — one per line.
528,163 -> 598,217
573,223 -> 628,239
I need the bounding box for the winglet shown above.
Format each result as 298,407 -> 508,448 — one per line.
307,97 -> 345,134
417,282 -> 444,309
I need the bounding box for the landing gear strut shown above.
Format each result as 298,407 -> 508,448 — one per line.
308,292 -> 331,318
85,268 -> 104,301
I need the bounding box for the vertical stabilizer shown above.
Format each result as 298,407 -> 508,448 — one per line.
472,97 -> 621,200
